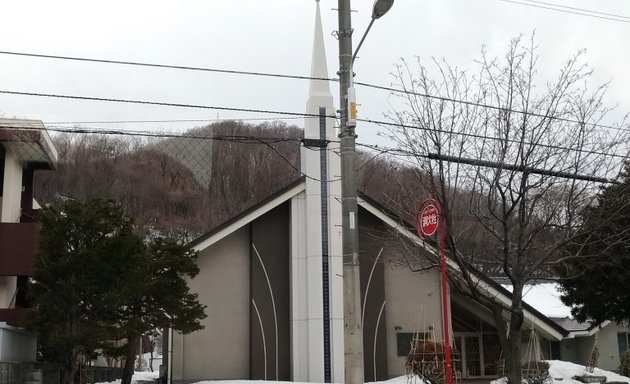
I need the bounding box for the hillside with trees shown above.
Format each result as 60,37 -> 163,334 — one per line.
34,120 -> 302,241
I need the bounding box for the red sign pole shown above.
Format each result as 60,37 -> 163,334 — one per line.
416,198 -> 452,384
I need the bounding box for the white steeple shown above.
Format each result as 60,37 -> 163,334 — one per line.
306,0 -> 334,111
291,1 -> 343,383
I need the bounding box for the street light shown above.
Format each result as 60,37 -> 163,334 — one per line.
337,1 -> 393,384
352,0 -> 395,63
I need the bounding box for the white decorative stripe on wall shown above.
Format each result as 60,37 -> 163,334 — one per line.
251,299 -> 268,380
362,247 -> 384,329
373,300 -> 386,380
252,243 -> 279,380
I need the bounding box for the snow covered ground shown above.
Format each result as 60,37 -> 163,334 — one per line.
131,371 -> 160,382
491,360 -> 629,384
104,359 -> 627,384
189,377 -> 418,384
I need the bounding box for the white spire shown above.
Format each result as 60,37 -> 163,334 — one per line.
294,3 -> 343,383
307,0 -> 333,104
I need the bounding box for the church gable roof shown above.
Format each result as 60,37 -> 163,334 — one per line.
189,177 -> 305,251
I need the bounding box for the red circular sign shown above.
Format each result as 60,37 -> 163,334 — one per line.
419,204 -> 439,236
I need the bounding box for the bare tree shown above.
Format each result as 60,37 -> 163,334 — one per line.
385,35 -> 629,383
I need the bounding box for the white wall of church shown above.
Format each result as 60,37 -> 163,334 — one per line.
592,322 -> 630,372
384,266 -> 443,377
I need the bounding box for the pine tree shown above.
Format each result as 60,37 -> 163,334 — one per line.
116,238 -> 206,384
558,164 -> 630,325
26,200 -> 206,384
27,200 -> 145,384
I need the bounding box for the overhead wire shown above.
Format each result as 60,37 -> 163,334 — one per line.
0,89 -> 336,119
1,49 -> 629,172
4,84 -> 630,143
46,117 -> 305,125
516,0 -> 630,21
2,119 -> 623,184
497,0 -> 630,23
3,118 -> 624,184
354,142 -> 620,183
0,121 -> 342,183
356,117 -> 629,160
1,88 -> 626,161
355,81 -> 630,134
1,49 -> 629,134
42,119 -> 629,164
0,50 -> 337,83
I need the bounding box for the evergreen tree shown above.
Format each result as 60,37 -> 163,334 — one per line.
27,200 -> 145,384
116,238 -> 206,384
558,164 -> 630,325
27,200 -> 206,384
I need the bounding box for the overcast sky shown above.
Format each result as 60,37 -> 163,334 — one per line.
0,0 -> 628,147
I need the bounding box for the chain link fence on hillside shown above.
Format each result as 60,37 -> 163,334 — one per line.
28,120 -> 303,240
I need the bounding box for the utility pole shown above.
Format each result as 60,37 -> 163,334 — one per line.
337,1 -> 364,383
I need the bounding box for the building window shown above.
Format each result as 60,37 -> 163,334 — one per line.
618,333 -> 630,359
397,332 -> 430,357
541,339 -> 561,360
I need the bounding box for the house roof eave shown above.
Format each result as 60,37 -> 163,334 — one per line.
357,193 -> 567,340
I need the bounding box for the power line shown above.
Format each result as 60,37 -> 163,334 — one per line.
2,88 -> 626,160
0,50 -> 337,83
355,142 -> 620,183
519,0 -> 630,20
427,152 -> 614,183
2,121 -> 621,183
44,114 -> 627,161
2,122 -> 302,143
357,117 -> 630,160
0,89 -> 336,120
49,118 -> 628,163
4,85 -> 629,137
355,81 -> 630,134
0,122 -> 342,183
46,117 -> 306,125
2,50 -> 627,134
498,0 -> 630,23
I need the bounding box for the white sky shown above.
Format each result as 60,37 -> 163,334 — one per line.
0,0 -> 628,147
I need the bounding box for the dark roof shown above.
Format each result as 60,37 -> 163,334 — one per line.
359,190 -> 568,337
188,177 -> 304,248
549,317 -> 594,333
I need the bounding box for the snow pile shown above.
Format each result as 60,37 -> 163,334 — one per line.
97,371 -> 159,384
503,283 -> 572,318
491,360 -> 630,384
547,360 -> 629,384
368,377 -> 425,384
131,371 -> 160,382
192,377 -> 421,384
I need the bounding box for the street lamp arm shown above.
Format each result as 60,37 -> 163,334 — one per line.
351,17 -> 375,64
351,0 -> 394,64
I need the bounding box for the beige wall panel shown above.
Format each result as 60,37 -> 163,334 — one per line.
173,227 -> 250,382
384,267 -> 442,377
594,323 -> 630,372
